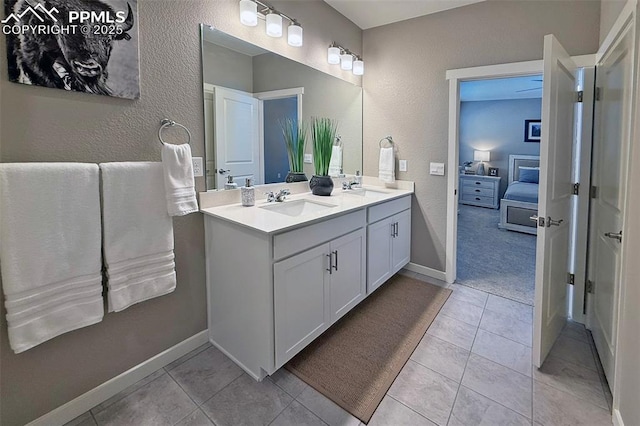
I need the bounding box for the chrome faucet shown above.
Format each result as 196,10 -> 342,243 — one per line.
342,180 -> 360,190
265,189 -> 290,202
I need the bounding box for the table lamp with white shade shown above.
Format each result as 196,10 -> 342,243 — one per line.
474,150 -> 490,175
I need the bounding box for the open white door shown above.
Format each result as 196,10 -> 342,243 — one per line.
214,87 -> 261,188
533,35 -> 578,367
587,18 -> 634,387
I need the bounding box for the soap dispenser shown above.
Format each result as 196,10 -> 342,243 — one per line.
241,178 -> 255,206
224,175 -> 238,190
355,170 -> 362,186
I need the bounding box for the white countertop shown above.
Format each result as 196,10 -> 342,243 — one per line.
200,185 -> 414,234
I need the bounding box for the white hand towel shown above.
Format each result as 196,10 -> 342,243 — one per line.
161,143 -> 198,216
100,162 -> 176,312
328,146 -> 343,177
0,163 -> 103,353
379,147 -> 395,183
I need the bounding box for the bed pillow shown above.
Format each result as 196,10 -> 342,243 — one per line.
519,166 -> 539,184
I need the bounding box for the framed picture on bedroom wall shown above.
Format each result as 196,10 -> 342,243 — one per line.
524,119 -> 542,142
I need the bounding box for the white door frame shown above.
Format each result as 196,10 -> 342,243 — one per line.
445,55 -> 596,313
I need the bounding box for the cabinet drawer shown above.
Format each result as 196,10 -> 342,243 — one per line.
461,193 -> 494,205
368,195 -> 411,223
462,186 -> 494,197
274,209 -> 365,261
461,179 -> 494,190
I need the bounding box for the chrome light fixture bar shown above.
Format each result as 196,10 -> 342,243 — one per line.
327,42 -> 364,76
238,0 -> 303,47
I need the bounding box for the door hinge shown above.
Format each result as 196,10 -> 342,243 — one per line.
595,87 -> 601,101
572,182 -> 580,195
586,280 -> 595,293
590,185 -> 598,199
567,273 -> 575,285
576,90 -> 584,103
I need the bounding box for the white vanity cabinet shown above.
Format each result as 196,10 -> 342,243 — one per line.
274,228 -> 366,367
203,190 -> 412,381
367,196 -> 412,293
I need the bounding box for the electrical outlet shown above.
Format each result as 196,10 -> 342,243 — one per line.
399,160 -> 408,172
192,157 -> 204,177
304,154 -> 313,164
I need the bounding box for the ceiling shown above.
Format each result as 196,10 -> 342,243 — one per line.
460,75 -> 544,102
324,0 -> 485,30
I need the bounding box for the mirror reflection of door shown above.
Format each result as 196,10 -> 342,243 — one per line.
263,97 -> 298,183
214,87 -> 261,189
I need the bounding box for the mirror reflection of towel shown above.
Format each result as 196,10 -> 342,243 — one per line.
379,147 -> 395,183
328,146 -> 343,177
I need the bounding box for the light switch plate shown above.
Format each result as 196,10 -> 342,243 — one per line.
304,154 -> 313,163
399,160 -> 408,172
430,162 -> 445,176
192,157 -> 204,177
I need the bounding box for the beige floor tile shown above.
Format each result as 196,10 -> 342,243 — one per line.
438,297 -> 484,327
479,309 -> 532,347
461,354 -> 532,418
449,284 -> 488,308
411,334 -> 470,382
472,329 -> 532,376
485,294 -> 533,324
533,380 -> 612,426
427,314 -> 477,350
270,400 -> 327,426
368,396 -> 436,426
388,360 -> 458,425
448,386 -> 530,426
174,409 -> 214,426
296,385 -> 361,426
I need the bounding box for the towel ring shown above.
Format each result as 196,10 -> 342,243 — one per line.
379,136 -> 393,148
158,119 -> 191,146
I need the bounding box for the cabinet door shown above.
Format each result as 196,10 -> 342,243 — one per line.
330,229 -> 366,323
274,244 -> 330,368
392,209 -> 412,274
367,217 -> 393,293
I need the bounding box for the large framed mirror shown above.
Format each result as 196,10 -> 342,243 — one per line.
200,25 -> 363,190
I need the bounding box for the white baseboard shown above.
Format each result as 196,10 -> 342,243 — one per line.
613,409 -> 625,426
27,330 -> 209,426
404,262 -> 447,282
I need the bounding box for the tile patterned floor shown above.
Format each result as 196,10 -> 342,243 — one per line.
66,272 -> 613,426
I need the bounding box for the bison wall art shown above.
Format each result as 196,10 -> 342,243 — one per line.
3,0 -> 140,99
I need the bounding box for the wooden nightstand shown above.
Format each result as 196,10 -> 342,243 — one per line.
459,174 -> 501,209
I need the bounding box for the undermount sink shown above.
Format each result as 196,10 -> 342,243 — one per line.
343,188 -> 390,199
260,199 -> 338,217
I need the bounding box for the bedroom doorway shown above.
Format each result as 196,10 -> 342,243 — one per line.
445,58 -> 595,320
455,77 -> 542,305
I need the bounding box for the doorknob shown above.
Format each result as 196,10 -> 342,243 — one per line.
217,168 -> 229,175
547,217 -> 564,227
604,231 -> 623,242
530,215 -> 544,227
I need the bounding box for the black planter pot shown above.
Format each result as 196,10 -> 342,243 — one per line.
285,172 -> 308,183
309,175 -> 334,196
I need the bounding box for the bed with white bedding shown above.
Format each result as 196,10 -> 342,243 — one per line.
498,155 -> 540,235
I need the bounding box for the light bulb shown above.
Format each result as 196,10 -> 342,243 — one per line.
340,53 -> 353,70
353,59 -> 364,75
239,0 -> 257,26
266,12 -> 282,37
288,23 -> 303,47
328,46 -> 340,64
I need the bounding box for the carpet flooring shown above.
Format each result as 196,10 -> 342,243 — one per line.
286,274 -> 451,424
457,204 -> 536,305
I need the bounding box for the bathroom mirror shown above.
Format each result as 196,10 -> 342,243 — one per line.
200,25 -> 363,190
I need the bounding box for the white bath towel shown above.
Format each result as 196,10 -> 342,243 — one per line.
100,162 -> 176,312
0,163 -> 103,353
328,145 -> 343,177
161,143 -> 198,216
379,147 -> 395,183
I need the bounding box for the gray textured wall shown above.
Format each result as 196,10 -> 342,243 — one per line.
202,41 -> 254,92
460,98 -> 542,198
362,0 -> 600,271
0,1 -> 361,425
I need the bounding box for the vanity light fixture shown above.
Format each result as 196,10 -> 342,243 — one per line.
238,0 -> 303,46
239,0 -> 258,26
265,10 -> 282,37
327,42 -> 364,76
327,43 -> 341,64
